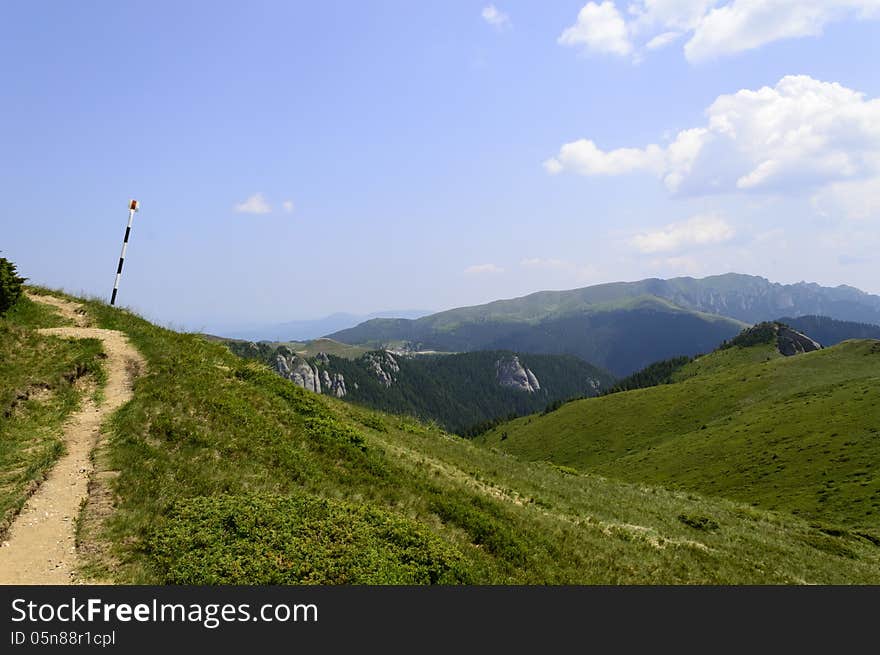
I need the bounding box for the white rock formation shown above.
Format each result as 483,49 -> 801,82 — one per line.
495,355 -> 541,393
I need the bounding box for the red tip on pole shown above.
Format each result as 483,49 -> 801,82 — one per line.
129,199 -> 139,211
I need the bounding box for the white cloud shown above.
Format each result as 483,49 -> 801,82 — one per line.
234,193 -> 271,214
282,200 -> 295,213
631,214 -> 735,253
481,5 -> 511,29
543,139 -> 665,177
543,158 -> 564,175
546,75 -> 880,196
464,263 -> 504,274
685,1 -> 880,62
558,1 -> 880,62
628,0 -> 719,32
812,178 -> 880,221
558,2 -> 633,56
645,30 -> 682,49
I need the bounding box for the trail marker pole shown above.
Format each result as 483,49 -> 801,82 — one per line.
111,199 -> 139,306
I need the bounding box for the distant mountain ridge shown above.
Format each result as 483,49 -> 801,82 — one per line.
331,297 -> 743,377
327,274 -> 880,376
639,274 -> 880,324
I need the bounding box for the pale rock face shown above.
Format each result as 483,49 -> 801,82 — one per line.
330,373 -> 346,397
274,353 -> 321,393
294,361 -> 321,393
363,351 -> 399,387
275,354 -> 291,377
495,355 -> 541,393
777,326 -> 822,356
315,352 -> 331,366
525,368 -> 541,392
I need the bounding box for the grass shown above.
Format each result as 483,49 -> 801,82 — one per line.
479,340 -> 880,531
206,336 -> 370,361
3,293 -> 73,329
20,289 -> 869,584
0,294 -> 105,535
149,493 -> 473,584
286,338 -> 370,360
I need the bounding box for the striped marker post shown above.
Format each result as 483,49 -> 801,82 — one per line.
110,199 -> 139,306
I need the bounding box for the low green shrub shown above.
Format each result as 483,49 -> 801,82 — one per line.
429,490 -> 529,566
148,493 -> 473,584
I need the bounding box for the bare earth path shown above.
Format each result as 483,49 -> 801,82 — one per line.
0,293 -> 144,584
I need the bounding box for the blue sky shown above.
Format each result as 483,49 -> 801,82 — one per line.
3,1 -> 879,332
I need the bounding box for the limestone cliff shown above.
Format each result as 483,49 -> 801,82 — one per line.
274,351 -> 322,393
495,355 -> 541,393
363,351 -> 399,387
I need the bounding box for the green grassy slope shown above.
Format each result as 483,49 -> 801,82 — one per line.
39,291 -> 875,584
0,294 -> 105,534
4,289 -> 877,583
479,340 -> 880,531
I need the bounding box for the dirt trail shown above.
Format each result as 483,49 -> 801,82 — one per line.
0,293 -> 143,584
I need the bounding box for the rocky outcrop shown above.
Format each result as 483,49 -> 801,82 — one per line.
320,369 -> 347,397
777,326 -> 822,356
274,352 -> 321,393
274,349 -> 349,397
363,351 -> 399,387
496,355 -> 540,393
331,373 -> 346,397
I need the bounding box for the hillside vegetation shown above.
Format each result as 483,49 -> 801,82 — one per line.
480,335 -> 880,532
63,291 -> 880,583
0,294 -> 105,535
219,337 -> 370,361
226,339 -> 614,435
5,288 -> 880,584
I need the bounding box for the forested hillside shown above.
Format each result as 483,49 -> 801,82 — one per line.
223,339 -> 614,435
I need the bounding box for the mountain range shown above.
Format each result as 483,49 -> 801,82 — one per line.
328,273 -> 880,376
